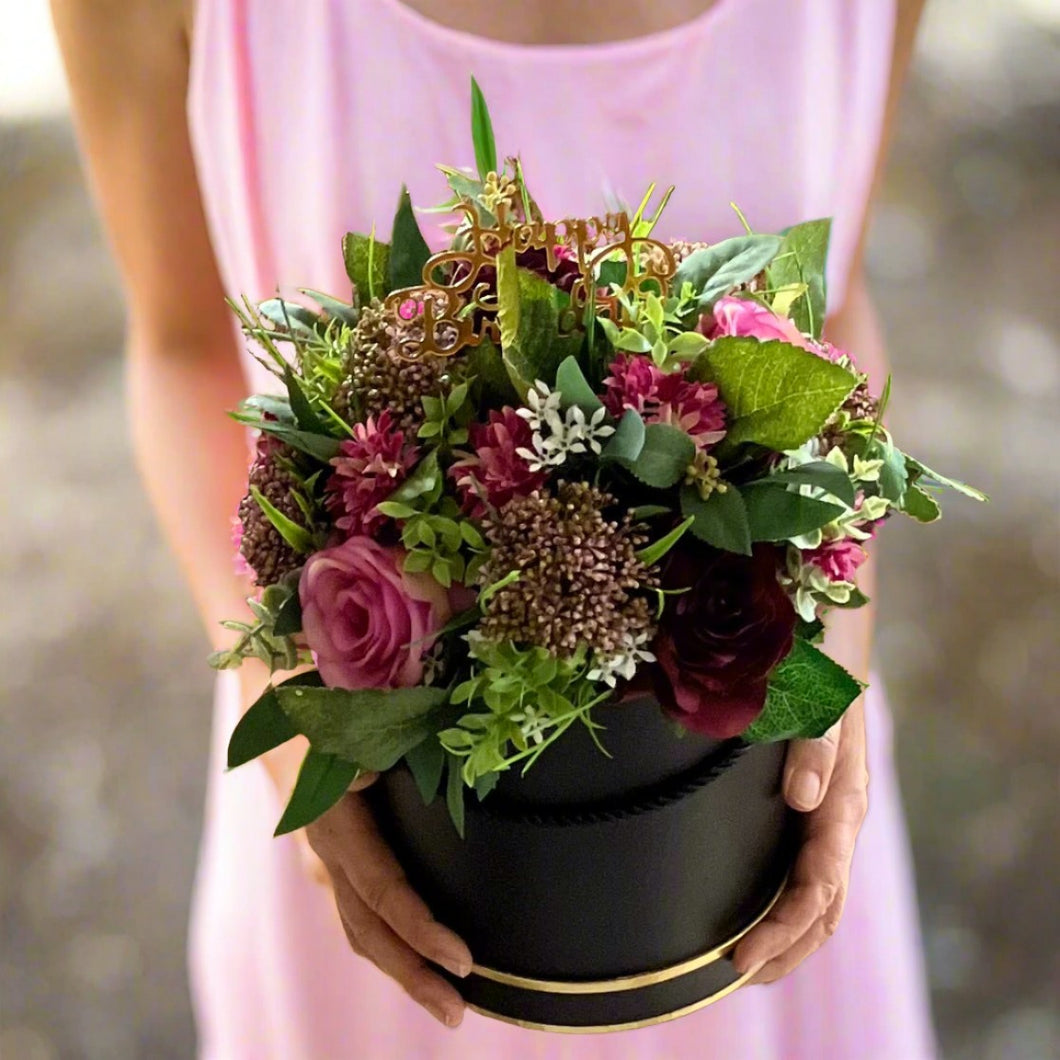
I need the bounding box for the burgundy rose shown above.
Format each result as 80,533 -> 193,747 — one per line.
652,544 -> 797,738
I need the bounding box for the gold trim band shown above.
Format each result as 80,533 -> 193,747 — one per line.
468,876 -> 786,996
467,966 -> 755,1034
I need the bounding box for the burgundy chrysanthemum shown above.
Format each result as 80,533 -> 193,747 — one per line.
326,411 -> 419,537
603,354 -> 727,449
449,407 -> 547,516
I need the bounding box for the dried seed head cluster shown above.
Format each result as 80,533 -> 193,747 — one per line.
477,481 -> 657,657
237,439 -> 304,587
335,299 -> 455,432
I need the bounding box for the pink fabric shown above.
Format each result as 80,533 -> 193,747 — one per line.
186,1 -> 937,1056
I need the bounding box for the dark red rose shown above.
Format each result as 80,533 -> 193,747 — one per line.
652,544 -> 796,739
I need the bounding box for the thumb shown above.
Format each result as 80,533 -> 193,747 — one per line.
783,719 -> 842,812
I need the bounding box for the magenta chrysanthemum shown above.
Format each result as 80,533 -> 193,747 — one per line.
326,411 -> 419,537
804,538 -> 868,583
603,355 -> 727,449
449,407 -> 547,516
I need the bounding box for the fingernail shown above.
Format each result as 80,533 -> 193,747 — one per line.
788,770 -> 820,810
437,951 -> 473,978
432,1005 -> 463,1028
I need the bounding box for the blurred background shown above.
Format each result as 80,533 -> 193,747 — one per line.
1,1 -> 1058,1057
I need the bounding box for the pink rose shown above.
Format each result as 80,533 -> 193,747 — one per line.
299,537 -> 451,689
702,296 -> 814,350
805,538 -> 868,583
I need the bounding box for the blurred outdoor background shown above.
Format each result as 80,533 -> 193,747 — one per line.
2,1 -> 1058,1057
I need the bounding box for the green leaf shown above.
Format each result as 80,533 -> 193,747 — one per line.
555,355 -> 604,415
695,337 -> 857,450
904,455 -> 988,502
389,186 -> 432,291
767,219 -> 831,339
239,394 -> 294,423
636,515 -> 695,566
620,423 -> 695,489
342,231 -> 391,305
469,76 -> 498,181
273,590 -> 303,637
405,737 -> 446,805
274,749 -> 361,836
446,753 -> 466,838
832,587 -> 871,609
876,441 -> 909,505
227,682 -> 302,768
257,298 -> 321,340
601,408 -> 646,464
742,483 -> 847,542
232,415 -> 342,462
376,500 -> 419,520
465,336 -> 520,407
474,771 -> 499,801
681,484 -> 752,556
249,486 -> 314,553
389,450 -> 441,507
283,364 -> 325,434
297,288 -> 359,327
496,245 -> 582,397
673,235 -> 783,311
742,638 -> 862,742
631,504 -> 673,520
902,484 -> 942,523
795,617 -> 825,643
274,684 -> 450,771
765,461 -> 857,507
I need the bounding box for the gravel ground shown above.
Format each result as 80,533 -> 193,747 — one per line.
2,5 -> 1058,1057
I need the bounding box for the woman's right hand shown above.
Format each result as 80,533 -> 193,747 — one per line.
305,784 -> 472,1029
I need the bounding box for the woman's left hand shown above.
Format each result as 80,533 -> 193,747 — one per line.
731,697 -> 870,984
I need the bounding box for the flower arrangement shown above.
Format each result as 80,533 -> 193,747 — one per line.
214,83 -> 983,838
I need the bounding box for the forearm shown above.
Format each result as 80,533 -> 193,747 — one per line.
126,328 -> 254,650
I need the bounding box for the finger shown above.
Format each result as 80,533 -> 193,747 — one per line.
783,720 -> 843,811
333,874 -> 465,1028
348,770 -> 380,793
328,794 -> 473,979
750,887 -> 847,984
733,780 -> 865,974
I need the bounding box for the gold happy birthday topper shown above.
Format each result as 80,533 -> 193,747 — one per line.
383,200 -> 678,359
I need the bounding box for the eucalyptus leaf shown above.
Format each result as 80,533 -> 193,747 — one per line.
767,219 -> 831,339
695,337 -> 857,450
342,231 -> 391,305
298,288 -> 359,327
405,737 -> 446,805
555,355 -> 604,414
257,298 -> 321,339
601,409 -> 646,464
680,484 -> 752,556
742,638 -> 861,743
673,235 -> 783,311
743,483 -> 846,542
620,423 -> 695,489
274,684 -> 450,771
389,185 -> 432,291
470,76 -> 498,180
274,749 -> 361,836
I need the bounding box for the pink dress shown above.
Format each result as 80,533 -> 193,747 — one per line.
187,1 -> 937,1056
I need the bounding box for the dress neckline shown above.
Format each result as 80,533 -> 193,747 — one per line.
376,0 -> 738,60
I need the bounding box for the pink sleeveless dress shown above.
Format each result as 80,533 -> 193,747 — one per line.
186,2 -> 937,1056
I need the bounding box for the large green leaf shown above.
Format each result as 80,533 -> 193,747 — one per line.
496,246 -> 582,396
405,736 -> 446,806
389,186 -> 432,291
342,232 -> 391,305
742,638 -> 862,742
767,219 -> 831,339
743,483 -> 847,542
228,689 -> 296,769
681,484 -> 752,556
275,685 -> 450,771
620,423 -> 695,489
695,337 -> 857,450
764,461 -> 856,507
230,414 -> 342,462
673,235 -> 783,311
470,76 -> 498,180
555,355 -> 604,415
274,749 -> 361,836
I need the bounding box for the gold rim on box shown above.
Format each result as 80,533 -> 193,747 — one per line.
468,874 -> 787,999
